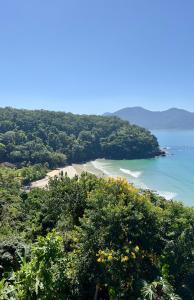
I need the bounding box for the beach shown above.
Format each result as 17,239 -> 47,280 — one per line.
30,129 -> 194,206
30,162 -> 106,189
31,165 -> 78,188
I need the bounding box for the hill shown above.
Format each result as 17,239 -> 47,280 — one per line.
104,107 -> 194,129
0,107 -> 161,167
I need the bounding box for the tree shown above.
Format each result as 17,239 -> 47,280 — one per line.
0,231 -> 70,300
1,173 -> 193,299
0,107 -> 161,167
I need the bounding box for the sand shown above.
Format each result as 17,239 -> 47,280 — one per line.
31,165 -> 78,189
30,161 -> 107,189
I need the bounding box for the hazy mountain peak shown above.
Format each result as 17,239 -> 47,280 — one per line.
104,107 -> 194,129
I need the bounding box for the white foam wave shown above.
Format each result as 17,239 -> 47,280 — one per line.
91,160 -> 110,175
120,168 -> 142,178
155,191 -> 177,200
138,182 -> 149,190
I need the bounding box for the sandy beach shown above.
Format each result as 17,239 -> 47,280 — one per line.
31,165 -> 78,189
30,162 -> 105,189
73,163 -> 106,177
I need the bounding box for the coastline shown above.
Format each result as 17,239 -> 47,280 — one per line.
30,160 -> 177,202
77,159 -> 178,202
30,162 -> 106,189
30,157 -> 177,203
31,165 -> 78,188
73,162 -> 107,178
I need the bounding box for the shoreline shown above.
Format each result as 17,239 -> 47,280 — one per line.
30,160 -> 175,201
30,159 -> 176,202
73,162 -> 107,178
30,165 -> 78,188
30,162 -> 106,189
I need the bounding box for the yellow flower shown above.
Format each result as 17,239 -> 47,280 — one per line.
107,255 -> 113,261
131,252 -> 136,259
97,257 -> 102,263
134,245 -> 139,252
121,256 -> 129,262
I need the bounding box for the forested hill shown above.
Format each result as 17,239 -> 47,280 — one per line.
0,107 -> 161,167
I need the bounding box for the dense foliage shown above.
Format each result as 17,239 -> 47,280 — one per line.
0,107 -> 161,168
0,172 -> 194,299
0,165 -> 47,242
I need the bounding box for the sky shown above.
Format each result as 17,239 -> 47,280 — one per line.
0,0 -> 194,114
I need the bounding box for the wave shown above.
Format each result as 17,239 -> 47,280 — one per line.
91,160 -> 111,175
155,190 -> 177,200
90,161 -> 178,201
120,168 -> 142,178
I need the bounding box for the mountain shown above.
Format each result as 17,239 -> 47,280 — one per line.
104,107 -> 194,129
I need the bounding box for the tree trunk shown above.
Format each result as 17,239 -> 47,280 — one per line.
94,284 -> 110,300
94,284 -> 100,300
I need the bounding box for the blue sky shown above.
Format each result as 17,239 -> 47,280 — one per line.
0,0 -> 194,114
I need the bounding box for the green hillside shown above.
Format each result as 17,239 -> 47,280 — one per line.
0,107 -> 161,168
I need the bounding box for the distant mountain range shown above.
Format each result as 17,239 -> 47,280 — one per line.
104,107 -> 194,129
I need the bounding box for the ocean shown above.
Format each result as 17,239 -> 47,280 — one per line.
85,130 -> 194,206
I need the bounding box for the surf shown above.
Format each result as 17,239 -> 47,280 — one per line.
120,168 -> 142,178
155,191 -> 177,200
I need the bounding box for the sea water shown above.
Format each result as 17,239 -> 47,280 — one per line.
86,130 -> 194,206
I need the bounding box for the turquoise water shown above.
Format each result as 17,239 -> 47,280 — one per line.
88,131 -> 194,206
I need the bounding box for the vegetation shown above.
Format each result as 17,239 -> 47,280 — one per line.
0,172 -> 194,299
0,107 -> 192,299
0,164 -> 47,186
0,107 -> 161,168
0,165 -> 47,242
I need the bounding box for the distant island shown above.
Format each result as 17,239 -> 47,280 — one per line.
0,107 -> 162,168
104,107 -> 194,129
